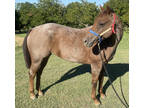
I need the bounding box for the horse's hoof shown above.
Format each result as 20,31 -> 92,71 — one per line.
38,91 -> 44,96
100,93 -> 106,99
94,100 -> 100,106
30,95 -> 36,100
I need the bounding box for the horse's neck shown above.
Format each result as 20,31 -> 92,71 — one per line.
78,26 -> 93,38
80,26 -> 93,31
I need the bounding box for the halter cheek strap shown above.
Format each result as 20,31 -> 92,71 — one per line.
112,13 -> 116,34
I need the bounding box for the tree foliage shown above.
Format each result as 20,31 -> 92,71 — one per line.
15,0 -> 129,31
38,0 -> 65,24
65,1 -> 99,28
15,10 -> 21,30
104,0 -> 129,27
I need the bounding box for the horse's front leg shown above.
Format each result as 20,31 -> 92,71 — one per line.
91,62 -> 102,105
98,67 -> 105,99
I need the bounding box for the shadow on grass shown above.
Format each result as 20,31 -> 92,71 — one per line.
103,63 -> 129,94
42,63 -> 129,95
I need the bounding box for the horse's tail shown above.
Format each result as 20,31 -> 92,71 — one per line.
23,29 -> 32,69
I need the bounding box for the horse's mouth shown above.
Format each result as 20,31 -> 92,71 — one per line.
85,42 -> 94,47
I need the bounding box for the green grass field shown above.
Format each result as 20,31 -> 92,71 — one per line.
15,33 -> 26,37
15,32 -> 129,108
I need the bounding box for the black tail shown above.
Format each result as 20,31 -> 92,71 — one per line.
23,30 -> 32,68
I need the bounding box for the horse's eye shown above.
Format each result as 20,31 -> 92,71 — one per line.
99,22 -> 105,26
99,21 -> 108,26
99,23 -> 104,26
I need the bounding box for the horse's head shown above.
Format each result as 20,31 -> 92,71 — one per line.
84,6 -> 122,47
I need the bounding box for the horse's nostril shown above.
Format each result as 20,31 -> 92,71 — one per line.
84,40 -> 87,43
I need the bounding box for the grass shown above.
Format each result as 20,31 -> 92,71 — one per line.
15,33 -> 26,37
15,32 -> 129,108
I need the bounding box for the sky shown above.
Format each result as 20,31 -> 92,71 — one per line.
15,0 -> 108,6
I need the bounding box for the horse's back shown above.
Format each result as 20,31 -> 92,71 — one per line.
26,23 -> 59,60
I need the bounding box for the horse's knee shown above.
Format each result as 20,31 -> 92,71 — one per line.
91,79 -> 97,85
92,73 -> 99,83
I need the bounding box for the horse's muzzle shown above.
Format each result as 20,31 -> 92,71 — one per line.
84,38 -> 97,48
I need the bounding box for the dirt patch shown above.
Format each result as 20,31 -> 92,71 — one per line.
15,36 -> 24,46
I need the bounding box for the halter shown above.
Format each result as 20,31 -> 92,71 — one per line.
89,13 -> 116,43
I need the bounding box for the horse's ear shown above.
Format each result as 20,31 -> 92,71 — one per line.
100,6 -> 104,13
106,5 -> 113,14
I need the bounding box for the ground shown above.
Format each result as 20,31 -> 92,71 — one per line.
15,32 -> 129,108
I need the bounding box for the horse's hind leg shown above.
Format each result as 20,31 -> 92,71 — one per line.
29,59 -> 42,100
36,54 -> 51,97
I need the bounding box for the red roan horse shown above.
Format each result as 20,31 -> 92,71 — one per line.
23,6 -> 123,105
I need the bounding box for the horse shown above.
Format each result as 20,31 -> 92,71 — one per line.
23,6 -> 123,105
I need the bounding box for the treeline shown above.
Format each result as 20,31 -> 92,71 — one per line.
15,0 -> 129,32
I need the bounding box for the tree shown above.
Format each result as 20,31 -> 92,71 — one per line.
29,6 -> 45,27
65,2 -> 82,27
65,2 -> 99,28
15,0 -> 129,31
104,0 -> 129,27
80,1 -> 99,26
38,0 -> 65,24
18,2 -> 37,30
15,10 -> 22,31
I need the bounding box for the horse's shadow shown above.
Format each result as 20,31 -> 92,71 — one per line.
42,63 -> 129,95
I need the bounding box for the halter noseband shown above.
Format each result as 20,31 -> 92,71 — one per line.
89,13 -> 116,43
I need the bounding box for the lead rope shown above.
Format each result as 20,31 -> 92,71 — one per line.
120,77 -> 129,107
97,42 -> 129,108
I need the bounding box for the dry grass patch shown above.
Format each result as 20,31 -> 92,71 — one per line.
15,36 -> 24,46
